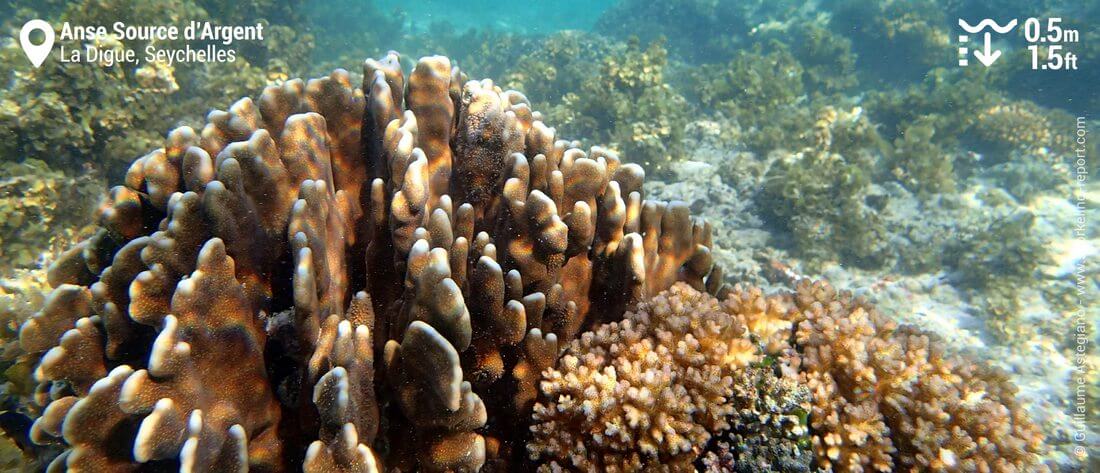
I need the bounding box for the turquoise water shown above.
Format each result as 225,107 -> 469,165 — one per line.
372,0 -> 615,33
0,0 -> 1096,471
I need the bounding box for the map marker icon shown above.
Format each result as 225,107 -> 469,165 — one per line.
20,20 -> 54,68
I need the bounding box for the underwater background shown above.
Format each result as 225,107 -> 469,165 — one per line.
0,0 -> 1096,471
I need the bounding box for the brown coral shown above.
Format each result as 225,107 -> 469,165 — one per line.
788,280 -> 1047,472
531,281 -> 1047,472
974,101 -> 1057,154
529,282 -> 758,472
15,51 -> 721,472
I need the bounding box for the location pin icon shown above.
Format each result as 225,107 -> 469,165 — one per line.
20,20 -> 54,68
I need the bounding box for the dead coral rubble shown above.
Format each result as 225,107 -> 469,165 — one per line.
14,52 -> 720,471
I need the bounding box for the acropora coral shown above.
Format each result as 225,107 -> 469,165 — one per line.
530,281 -> 1047,471
11,52 -> 721,471
787,280 -> 1046,472
973,101 -> 1077,158
529,282 -> 763,471
0,0 -> 1090,468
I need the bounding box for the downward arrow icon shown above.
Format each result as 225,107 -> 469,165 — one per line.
973,32 -> 1001,67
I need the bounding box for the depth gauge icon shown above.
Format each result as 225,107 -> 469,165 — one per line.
958,19 -> 1018,67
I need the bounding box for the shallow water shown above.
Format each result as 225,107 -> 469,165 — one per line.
0,0 -> 1096,471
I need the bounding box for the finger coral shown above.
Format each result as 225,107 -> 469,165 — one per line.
529,282 -> 760,471
789,279 -> 1047,472
531,281 -> 1047,472
14,51 -> 721,472
503,37 -> 690,177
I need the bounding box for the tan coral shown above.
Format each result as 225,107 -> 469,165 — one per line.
975,101 -> 1056,153
529,282 -> 757,471
789,280 -> 1048,472
532,280 -> 1048,472
18,52 -> 722,472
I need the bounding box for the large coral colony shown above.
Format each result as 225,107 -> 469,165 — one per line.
11,52 -> 1045,472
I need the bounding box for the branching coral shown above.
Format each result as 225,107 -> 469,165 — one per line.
529,282 -> 759,471
531,281 -> 1048,472
12,52 -> 721,471
973,101 -> 1077,158
787,280 -> 1047,472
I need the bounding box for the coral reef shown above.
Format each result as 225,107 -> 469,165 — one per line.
593,0 -> 797,64
0,0 -> 1093,469
972,101 -> 1077,157
410,32 -> 692,177
995,2 -> 1100,113
863,68 -> 1077,173
758,143 -> 890,270
530,281 -> 1047,471
11,52 -> 721,471
688,43 -> 809,155
864,68 -> 997,149
0,267 -> 63,471
946,201 -> 1052,343
0,271 -> 52,365
829,0 -> 952,83
950,209 -> 1048,291
0,161 -> 101,274
696,365 -> 812,473
886,117 -> 955,196
787,280 -> 1046,472
497,31 -> 616,108
528,282 -> 761,471
0,0 -> 313,178
545,39 -> 690,175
